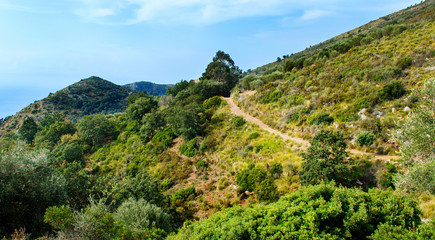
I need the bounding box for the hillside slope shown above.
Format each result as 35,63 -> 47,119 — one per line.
0,76 -> 133,135
124,81 -> 173,96
236,1 -> 434,155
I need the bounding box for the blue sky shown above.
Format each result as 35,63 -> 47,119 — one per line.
0,0 -> 420,118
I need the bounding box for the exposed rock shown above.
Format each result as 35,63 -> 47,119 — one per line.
373,109 -> 384,118
404,106 -> 411,112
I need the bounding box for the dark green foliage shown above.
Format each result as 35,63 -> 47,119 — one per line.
151,126 -> 175,148
141,111 -> 167,141
126,95 -> 158,122
169,184 -> 422,240
378,80 -> 407,101
270,163 -> 283,178
248,132 -> 260,140
379,162 -> 397,189
179,138 -> 199,157
127,91 -> 148,105
357,132 -> 376,148
231,116 -> 246,128
168,103 -> 205,140
19,117 -> 38,144
396,56 -> 413,69
370,220 -> 435,240
308,113 -> 334,125
195,159 -> 208,169
47,76 -> 131,117
300,130 -> 354,187
52,142 -> 84,165
112,171 -> 165,208
284,60 -> 295,72
236,164 -> 278,201
172,186 -> 196,204
201,50 -> 242,97
161,178 -> 174,191
77,114 -> 117,148
167,80 -> 191,96
34,120 -> 76,148
0,144 -> 67,236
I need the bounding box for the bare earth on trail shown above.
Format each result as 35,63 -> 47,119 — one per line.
223,93 -> 399,161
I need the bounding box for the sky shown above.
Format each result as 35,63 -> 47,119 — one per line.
0,0 -> 421,118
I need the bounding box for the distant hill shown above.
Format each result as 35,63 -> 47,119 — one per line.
124,81 -> 173,96
0,76 -> 133,135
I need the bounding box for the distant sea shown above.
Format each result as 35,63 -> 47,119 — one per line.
0,86 -> 52,119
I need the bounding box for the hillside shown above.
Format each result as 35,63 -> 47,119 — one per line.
0,76 -> 133,135
236,0 -> 434,155
252,0 -> 434,75
124,81 -> 173,96
1,2 -> 434,239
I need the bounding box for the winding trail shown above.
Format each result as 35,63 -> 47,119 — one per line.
223,93 -> 399,161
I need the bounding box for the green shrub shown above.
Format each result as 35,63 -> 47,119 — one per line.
195,159 -> 208,169
308,113 -> 334,125
179,138 -> 199,157
114,198 -> 173,233
396,56 -> 413,69
378,80 -> 407,101
356,132 -> 376,148
248,132 -> 260,140
161,179 -> 174,191
231,117 -> 246,128
172,187 -> 196,204
44,205 -> 74,232
152,126 -> 176,148
169,184 -> 422,240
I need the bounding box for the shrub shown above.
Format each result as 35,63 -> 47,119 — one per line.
356,132 -> 376,148
231,117 -> 246,128
179,138 -> 199,157
378,80 -> 407,101
172,187 -> 196,204
248,132 -> 260,140
114,198 -> 173,233
396,57 -> 413,70
161,179 -> 174,191
308,113 -> 334,125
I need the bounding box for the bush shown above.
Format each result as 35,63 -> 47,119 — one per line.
356,132 -> 376,148
308,113 -> 334,125
169,184 -> 422,240
231,116 -> 246,128
396,57 -> 413,70
172,187 -> 196,204
114,198 -> 173,233
179,138 -> 199,157
161,179 -> 174,191
378,80 -> 407,101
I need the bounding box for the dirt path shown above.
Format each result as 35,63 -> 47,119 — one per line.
223,94 -> 399,161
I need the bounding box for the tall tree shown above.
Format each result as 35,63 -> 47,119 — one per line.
299,130 -> 354,187
19,117 -> 38,144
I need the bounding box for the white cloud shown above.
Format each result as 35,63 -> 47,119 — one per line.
299,9 -> 334,21
73,0 -> 420,26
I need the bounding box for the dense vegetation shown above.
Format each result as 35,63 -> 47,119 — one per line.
0,2 -> 434,239
123,81 -> 173,96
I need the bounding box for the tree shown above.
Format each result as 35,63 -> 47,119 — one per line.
19,117 -> 38,144
299,130 -> 354,187
201,50 -> 242,97
77,114 -> 117,148
0,143 -> 66,236
391,78 -> 434,163
34,120 -> 76,149
168,103 -> 205,140
126,95 -> 158,123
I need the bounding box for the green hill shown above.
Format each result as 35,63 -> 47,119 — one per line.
124,81 -> 173,96
0,76 -> 133,135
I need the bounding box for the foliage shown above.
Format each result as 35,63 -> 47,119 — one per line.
140,111 -> 167,141
18,117 -> 38,144
126,95 -> 158,122
168,103 -> 205,140
299,130 -> 354,187
34,120 -> 76,149
236,164 -> 278,201
161,178 -> 174,191
308,113 -> 334,125
44,205 -> 74,232
231,116 -> 246,128
391,78 -> 434,163
112,171 -> 165,208
179,137 -> 199,157
201,50 -> 242,97
151,126 -> 175,148
394,160 -> 435,195
169,184 -> 422,240
357,132 -> 376,148
378,80 -> 407,101
0,143 -> 66,236
378,162 -> 397,189
114,198 -> 173,233
269,163 -> 283,178
77,114 -> 117,148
